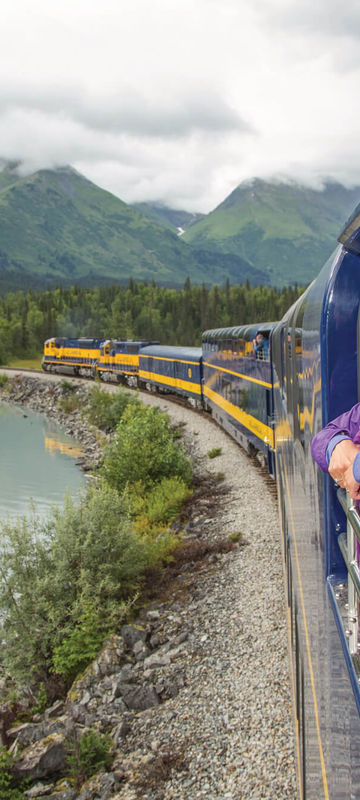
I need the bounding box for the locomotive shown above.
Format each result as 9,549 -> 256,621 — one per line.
42,206 -> 360,799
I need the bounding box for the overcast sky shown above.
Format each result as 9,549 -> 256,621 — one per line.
1,0 -> 360,211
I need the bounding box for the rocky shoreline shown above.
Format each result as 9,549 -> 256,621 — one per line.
0,373 -> 297,800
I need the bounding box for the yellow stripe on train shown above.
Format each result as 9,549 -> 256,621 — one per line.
98,354 -> 139,368
139,370 -> 202,395
204,385 -> 274,448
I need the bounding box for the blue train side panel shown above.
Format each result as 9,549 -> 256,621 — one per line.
201,323 -> 276,475
273,231 -> 360,799
138,345 -> 203,400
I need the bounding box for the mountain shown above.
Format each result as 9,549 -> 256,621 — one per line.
182,178 -> 360,285
132,202 -> 204,234
0,165 -> 267,293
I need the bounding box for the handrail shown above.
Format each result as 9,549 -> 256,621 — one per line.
338,533 -> 360,601
337,487 -> 360,545
336,487 -> 359,654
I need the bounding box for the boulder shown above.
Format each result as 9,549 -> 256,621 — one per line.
13,733 -> 67,781
120,684 -> 159,711
120,624 -> 147,649
24,782 -> 54,798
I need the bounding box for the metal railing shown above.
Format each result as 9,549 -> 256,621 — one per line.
337,487 -> 360,654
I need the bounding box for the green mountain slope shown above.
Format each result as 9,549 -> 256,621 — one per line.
183,179 -> 360,285
0,166 -> 267,292
132,202 -> 204,233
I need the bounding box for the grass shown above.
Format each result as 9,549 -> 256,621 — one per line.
227,531 -> 243,543
207,447 -> 222,459
7,357 -> 43,369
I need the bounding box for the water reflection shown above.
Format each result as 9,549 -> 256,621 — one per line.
44,436 -> 84,459
0,403 -> 86,518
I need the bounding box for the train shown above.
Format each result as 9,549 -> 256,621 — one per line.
42,206 -> 360,799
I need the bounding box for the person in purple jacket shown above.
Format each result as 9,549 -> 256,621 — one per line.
311,403 -> 360,499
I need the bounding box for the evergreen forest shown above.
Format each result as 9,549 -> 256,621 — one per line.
0,279 -> 303,364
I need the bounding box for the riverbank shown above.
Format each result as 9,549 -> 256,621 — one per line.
0,373 -> 297,800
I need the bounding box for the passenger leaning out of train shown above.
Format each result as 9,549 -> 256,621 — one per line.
311,403 -> 360,499
253,332 -> 269,360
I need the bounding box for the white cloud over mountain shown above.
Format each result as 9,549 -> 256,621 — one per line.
1,0 -> 360,211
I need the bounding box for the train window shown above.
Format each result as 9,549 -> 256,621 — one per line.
280,328 -> 288,403
222,378 -> 231,401
238,387 -> 248,411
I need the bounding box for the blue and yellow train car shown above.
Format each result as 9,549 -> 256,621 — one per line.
96,339 -> 159,384
138,345 -> 203,403
272,209 -> 360,799
202,322 -> 277,474
42,337 -> 104,376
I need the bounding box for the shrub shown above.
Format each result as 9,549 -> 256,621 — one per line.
131,476 -> 191,528
60,379 -> 75,392
32,682 -> 48,715
227,531 -> 243,543
66,729 -> 112,789
0,484 -> 149,687
0,747 -> 23,800
58,393 -> 81,413
0,374 -> 8,389
0,400 -> 193,690
207,447 -> 222,459
52,601 -> 108,681
85,384 -> 139,431
102,404 -> 191,491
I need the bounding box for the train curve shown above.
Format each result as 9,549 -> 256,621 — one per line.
0,368 -> 297,797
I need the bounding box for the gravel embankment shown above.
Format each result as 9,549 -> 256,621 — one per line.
0,371 -> 297,799
123,391 -> 297,800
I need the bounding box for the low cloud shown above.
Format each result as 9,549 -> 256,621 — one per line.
0,84 -> 252,139
254,0 -> 360,41
1,0 -> 360,211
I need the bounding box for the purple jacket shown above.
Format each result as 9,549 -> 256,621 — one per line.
311,402 -> 360,473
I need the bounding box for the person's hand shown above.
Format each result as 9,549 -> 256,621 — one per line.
328,439 -> 360,484
343,462 -> 360,499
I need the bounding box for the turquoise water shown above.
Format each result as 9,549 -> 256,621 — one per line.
0,403 -> 86,518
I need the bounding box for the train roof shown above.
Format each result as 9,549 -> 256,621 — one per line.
338,207 -> 360,255
139,345 -> 202,361
202,321 -> 277,341
103,339 -> 160,346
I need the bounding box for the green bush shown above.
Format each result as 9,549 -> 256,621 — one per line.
32,682 -> 48,715
0,747 -> 24,800
58,393 -> 81,413
60,379 -> 75,392
131,476 -> 191,527
102,404 -> 191,491
227,531 -> 243,543
66,729 -> 112,789
85,384 -> 139,431
0,484 -> 149,686
52,602 -> 107,681
0,374 -> 8,389
207,447 -> 222,459
0,399 -> 193,690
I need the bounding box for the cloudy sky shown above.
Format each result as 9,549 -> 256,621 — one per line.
1,0 -> 360,211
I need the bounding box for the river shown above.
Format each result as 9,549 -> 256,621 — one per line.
0,402 -> 86,518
